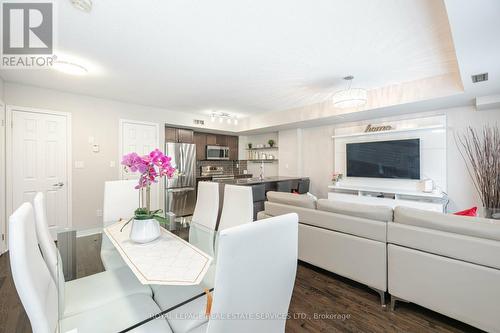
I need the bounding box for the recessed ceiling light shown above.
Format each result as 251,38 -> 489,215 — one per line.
70,0 -> 92,12
52,61 -> 88,75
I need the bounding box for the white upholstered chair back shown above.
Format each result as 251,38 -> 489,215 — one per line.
33,192 -> 66,314
189,182 -> 220,256
9,203 -> 58,333
207,213 -> 298,333
33,192 -> 59,281
218,184 -> 253,230
191,182 -> 219,229
103,179 -> 139,226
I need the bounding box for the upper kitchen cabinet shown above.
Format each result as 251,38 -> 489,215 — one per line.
194,132 -> 207,160
227,136 -> 239,160
178,128 -> 194,143
216,135 -> 227,146
165,127 -> 194,143
206,134 -> 217,145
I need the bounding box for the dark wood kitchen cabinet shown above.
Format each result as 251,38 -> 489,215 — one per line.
177,128 -> 194,143
165,127 -> 178,142
227,136 -> 239,160
194,132 -> 207,160
165,127 -> 194,143
215,135 -> 227,146
206,134 -> 217,145
166,126 -> 239,161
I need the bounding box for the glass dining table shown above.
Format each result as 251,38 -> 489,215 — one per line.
55,217 -> 218,332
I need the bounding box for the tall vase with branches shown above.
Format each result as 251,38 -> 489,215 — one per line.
456,125 -> 500,218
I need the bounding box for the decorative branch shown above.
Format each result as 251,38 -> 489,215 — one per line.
455,125 -> 500,209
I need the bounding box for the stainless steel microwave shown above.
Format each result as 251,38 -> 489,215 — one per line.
206,145 -> 230,160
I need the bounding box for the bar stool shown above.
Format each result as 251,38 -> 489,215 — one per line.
277,180 -> 292,193
297,178 -> 310,194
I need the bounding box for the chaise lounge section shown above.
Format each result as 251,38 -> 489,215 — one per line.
257,191 -> 393,303
388,206 -> 500,333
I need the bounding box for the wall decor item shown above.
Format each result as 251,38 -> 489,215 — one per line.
332,172 -> 343,185
248,143 -> 253,149
456,125 -> 500,219
365,124 -> 393,133
268,139 -> 275,147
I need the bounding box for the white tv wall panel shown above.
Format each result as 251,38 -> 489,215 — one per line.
333,115 -> 447,194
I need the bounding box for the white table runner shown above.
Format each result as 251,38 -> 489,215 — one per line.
104,220 -> 213,285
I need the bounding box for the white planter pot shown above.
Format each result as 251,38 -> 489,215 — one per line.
129,218 -> 161,243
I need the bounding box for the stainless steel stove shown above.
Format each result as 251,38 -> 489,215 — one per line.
200,166 -> 235,180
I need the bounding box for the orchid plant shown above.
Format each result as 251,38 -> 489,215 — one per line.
121,149 -> 176,225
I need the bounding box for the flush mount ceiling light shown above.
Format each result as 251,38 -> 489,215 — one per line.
332,76 -> 367,108
210,112 -> 238,125
52,60 -> 88,75
70,0 -> 92,12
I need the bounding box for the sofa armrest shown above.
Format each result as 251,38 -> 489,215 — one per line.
257,211 -> 273,220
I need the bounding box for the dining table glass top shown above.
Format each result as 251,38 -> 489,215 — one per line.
55,217 -> 218,332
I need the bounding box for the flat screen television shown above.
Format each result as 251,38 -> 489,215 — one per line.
346,139 -> 420,179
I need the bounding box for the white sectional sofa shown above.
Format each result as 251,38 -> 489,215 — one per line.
388,206 -> 500,333
258,192 -> 500,332
257,191 -> 393,304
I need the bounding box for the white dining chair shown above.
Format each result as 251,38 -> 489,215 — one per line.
165,213 -> 299,333
33,192 -> 152,318
152,181 -> 219,311
196,184 -> 254,290
218,184 -> 253,230
9,202 -> 173,333
191,181 -> 220,230
101,179 -> 138,270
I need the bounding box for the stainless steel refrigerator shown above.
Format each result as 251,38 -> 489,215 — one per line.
164,143 -> 197,217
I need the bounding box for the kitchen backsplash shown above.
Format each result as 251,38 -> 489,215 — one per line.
196,160 -> 248,177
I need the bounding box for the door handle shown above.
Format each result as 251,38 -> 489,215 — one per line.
52,182 -> 64,187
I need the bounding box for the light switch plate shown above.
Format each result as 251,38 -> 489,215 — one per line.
75,161 -> 85,169
109,161 -> 116,168
92,144 -> 100,153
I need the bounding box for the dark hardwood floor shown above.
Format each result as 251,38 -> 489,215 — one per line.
0,234 -> 484,333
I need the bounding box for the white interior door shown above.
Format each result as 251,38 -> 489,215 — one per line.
10,109 -> 70,229
119,120 -> 160,209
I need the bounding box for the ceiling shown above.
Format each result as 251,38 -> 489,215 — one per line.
0,0 -> 462,118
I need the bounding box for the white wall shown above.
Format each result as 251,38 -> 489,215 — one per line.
278,129 -> 303,177
278,106 -> 500,212
3,82 -> 216,231
0,76 -> 4,100
239,132 -> 279,177
301,125 -> 334,199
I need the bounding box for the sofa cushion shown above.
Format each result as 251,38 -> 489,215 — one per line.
394,206 -> 500,242
317,199 -> 393,222
264,201 -> 387,242
453,206 -> 478,216
388,222 -> 500,270
266,191 -> 316,209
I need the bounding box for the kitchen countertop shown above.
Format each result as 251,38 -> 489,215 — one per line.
212,176 -> 307,185
196,174 -> 253,180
